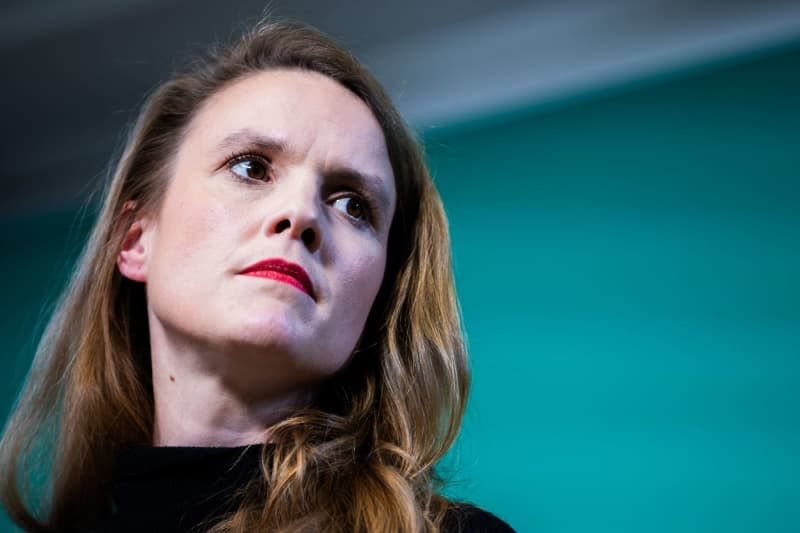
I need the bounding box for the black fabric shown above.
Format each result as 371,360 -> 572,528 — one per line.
81,444 -> 515,532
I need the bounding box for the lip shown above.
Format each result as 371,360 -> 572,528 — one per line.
238,258 -> 315,299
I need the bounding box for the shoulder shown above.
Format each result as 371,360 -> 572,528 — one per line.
442,502 -> 516,532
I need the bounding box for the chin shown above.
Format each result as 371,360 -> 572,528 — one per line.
211,309 -> 356,378
230,310 -> 308,351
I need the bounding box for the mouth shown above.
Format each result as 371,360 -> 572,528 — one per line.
238,258 -> 315,300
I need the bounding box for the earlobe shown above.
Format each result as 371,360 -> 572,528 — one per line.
117,218 -> 151,282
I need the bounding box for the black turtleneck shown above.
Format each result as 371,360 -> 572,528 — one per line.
81,445 -> 515,532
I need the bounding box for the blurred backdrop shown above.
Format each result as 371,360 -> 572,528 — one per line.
2,1 -> 799,531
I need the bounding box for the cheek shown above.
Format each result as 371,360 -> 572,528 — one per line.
336,242 -> 388,322
154,189 -> 238,265
320,245 -> 386,370
146,186 -> 247,311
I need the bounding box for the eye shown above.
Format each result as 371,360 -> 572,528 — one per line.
332,195 -> 368,222
228,155 -> 270,181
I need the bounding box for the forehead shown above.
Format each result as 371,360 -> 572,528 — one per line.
186,69 -> 393,177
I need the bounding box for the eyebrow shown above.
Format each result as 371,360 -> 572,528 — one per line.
216,129 -> 289,156
216,128 -> 394,213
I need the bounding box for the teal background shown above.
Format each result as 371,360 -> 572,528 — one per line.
2,42 -> 799,531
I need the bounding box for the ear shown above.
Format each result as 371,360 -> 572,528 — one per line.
117,215 -> 153,283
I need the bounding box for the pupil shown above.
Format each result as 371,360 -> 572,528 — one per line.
347,199 -> 363,218
246,161 -> 263,179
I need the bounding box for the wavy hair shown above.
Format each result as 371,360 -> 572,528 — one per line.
0,19 -> 469,532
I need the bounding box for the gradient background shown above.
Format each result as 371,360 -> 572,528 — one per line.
2,1 -> 799,532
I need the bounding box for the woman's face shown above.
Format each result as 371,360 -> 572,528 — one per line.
122,69 -> 396,393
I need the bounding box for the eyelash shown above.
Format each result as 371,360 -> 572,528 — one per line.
223,151 -> 378,226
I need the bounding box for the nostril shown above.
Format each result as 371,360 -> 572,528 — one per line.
275,219 -> 290,232
301,228 -> 316,248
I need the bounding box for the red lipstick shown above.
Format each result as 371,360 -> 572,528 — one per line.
239,258 -> 315,299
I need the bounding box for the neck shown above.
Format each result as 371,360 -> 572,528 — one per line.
148,314 -> 315,447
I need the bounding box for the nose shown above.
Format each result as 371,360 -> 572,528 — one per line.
265,183 -> 322,253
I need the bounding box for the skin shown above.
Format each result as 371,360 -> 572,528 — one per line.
117,69 -> 397,446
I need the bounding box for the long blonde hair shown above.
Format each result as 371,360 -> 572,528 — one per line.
0,19 -> 469,532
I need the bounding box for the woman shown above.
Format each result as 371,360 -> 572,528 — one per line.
0,19 -> 514,532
